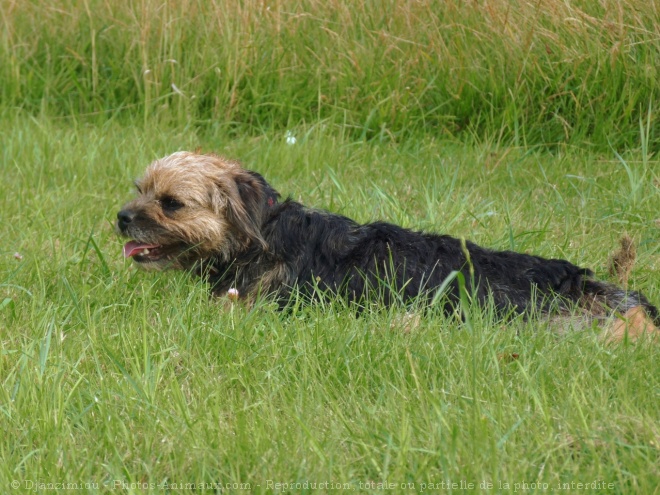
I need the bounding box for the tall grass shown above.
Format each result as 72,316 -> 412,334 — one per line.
1,0 -> 659,149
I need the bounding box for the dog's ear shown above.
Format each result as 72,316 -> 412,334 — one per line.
223,170 -> 279,249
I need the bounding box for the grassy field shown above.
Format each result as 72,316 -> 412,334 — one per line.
1,1 -> 660,494
2,0 -> 660,149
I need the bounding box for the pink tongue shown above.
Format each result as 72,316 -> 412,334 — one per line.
123,241 -> 160,258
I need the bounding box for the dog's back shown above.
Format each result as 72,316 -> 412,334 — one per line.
208,197 -> 660,332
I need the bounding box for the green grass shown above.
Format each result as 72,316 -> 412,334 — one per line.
1,1 -> 660,493
1,117 -> 659,494
1,0 -> 659,150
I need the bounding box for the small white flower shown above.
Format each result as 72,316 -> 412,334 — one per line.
285,130 -> 297,145
13,252 -> 23,261
227,288 -> 239,300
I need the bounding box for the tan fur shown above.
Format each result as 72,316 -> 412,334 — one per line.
119,152 -> 260,270
604,306 -> 660,344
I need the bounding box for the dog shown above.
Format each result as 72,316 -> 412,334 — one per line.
117,151 -> 660,342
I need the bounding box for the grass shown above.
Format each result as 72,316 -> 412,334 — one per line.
1,117 -> 659,493
1,1 -> 660,493
1,0 -> 659,149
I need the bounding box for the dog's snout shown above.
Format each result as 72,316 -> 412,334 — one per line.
117,209 -> 136,230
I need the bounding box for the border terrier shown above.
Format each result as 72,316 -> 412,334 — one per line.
117,151 -> 659,342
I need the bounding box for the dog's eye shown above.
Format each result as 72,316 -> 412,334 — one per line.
160,196 -> 184,211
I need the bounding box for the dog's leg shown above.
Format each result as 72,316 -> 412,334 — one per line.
603,306 -> 660,343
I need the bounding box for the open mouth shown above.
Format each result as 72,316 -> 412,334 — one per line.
123,240 -> 168,263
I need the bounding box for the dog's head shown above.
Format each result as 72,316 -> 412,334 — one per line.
117,151 -> 279,270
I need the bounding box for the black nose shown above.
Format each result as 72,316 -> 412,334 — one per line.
117,209 -> 136,230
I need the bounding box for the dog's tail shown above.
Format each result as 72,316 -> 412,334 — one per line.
581,278 -> 660,341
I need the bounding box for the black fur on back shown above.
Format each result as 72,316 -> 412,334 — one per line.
203,190 -> 659,324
